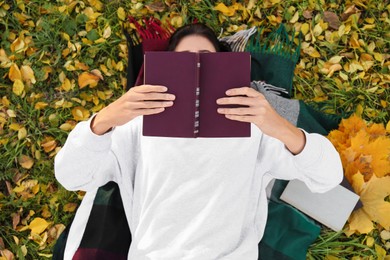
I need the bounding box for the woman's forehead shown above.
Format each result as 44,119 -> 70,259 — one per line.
174,35 -> 217,53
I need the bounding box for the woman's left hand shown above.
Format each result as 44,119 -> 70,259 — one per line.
216,87 -> 306,154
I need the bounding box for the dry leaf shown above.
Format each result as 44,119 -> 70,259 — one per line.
12,79 -> 24,96
302,10 -> 313,19
12,213 -> 20,230
10,36 -> 26,53
0,249 -> 15,260
29,218 -> 49,235
341,5 -> 359,21
18,127 -> 27,140
359,175 -> 390,229
117,7 -> 126,21
323,11 -> 341,30
60,78 -> 72,92
63,203 -> 78,212
8,63 -> 22,82
303,46 -> 321,58
78,71 -> 101,88
375,244 -> 387,259
71,106 -> 90,121
145,1 -> 165,12
34,102 -> 48,110
348,208 -> 375,234
41,136 -> 57,153
18,155 -> 34,169
215,3 -> 237,16
21,65 -> 36,84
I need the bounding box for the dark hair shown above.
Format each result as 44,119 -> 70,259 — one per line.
167,23 -> 231,52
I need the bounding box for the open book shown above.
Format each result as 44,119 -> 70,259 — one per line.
143,51 -> 251,138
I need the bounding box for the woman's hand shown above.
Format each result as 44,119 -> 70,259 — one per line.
216,87 -> 305,154
91,85 -> 175,135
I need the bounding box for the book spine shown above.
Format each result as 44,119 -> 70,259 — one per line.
194,53 -> 200,137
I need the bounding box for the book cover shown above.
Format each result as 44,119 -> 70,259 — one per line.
143,51 -> 251,138
280,180 -> 360,231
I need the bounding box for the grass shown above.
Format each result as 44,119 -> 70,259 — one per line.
0,0 -> 389,259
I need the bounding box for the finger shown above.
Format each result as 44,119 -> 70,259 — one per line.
216,96 -> 256,106
132,85 -> 168,93
141,92 -> 176,101
131,100 -> 174,109
225,87 -> 265,99
217,107 -> 258,116
224,114 -> 254,123
136,107 -> 166,116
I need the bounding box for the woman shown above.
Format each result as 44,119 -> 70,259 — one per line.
55,23 -> 343,259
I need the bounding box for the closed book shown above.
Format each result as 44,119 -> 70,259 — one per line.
143,51 -> 251,138
280,180 -> 360,231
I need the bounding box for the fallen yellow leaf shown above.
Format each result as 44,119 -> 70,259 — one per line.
117,7 -> 126,21
63,203 -> 78,212
60,78 -> 72,92
78,71 -> 101,88
214,3 -> 236,16
348,208 -> 374,234
41,136 -> 57,153
12,79 -> 24,96
29,218 -> 49,235
9,123 -> 22,131
103,26 -> 111,39
375,244 -> 386,259
360,175 -> 390,229
71,106 -> 90,121
34,102 -> 48,110
18,155 -> 34,169
9,63 -> 22,82
18,127 -> 27,140
21,65 -> 36,84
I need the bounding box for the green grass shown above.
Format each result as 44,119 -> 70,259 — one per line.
0,0 -> 389,258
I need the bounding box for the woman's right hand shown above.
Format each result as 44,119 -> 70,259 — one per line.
91,85 -> 175,135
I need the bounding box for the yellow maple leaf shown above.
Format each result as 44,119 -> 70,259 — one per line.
359,175 -> 390,229
347,208 -> 374,234
367,122 -> 386,139
339,114 -> 367,135
363,137 -> 390,178
29,217 -> 49,235
351,171 -> 365,194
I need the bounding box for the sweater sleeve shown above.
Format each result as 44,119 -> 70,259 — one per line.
258,130 -> 343,193
55,116 -> 121,192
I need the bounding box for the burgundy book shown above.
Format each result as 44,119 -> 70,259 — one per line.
143,51 -> 251,138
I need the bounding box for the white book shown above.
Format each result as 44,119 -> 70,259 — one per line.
280,180 -> 360,231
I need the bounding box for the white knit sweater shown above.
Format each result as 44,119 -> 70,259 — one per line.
55,116 -> 342,260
